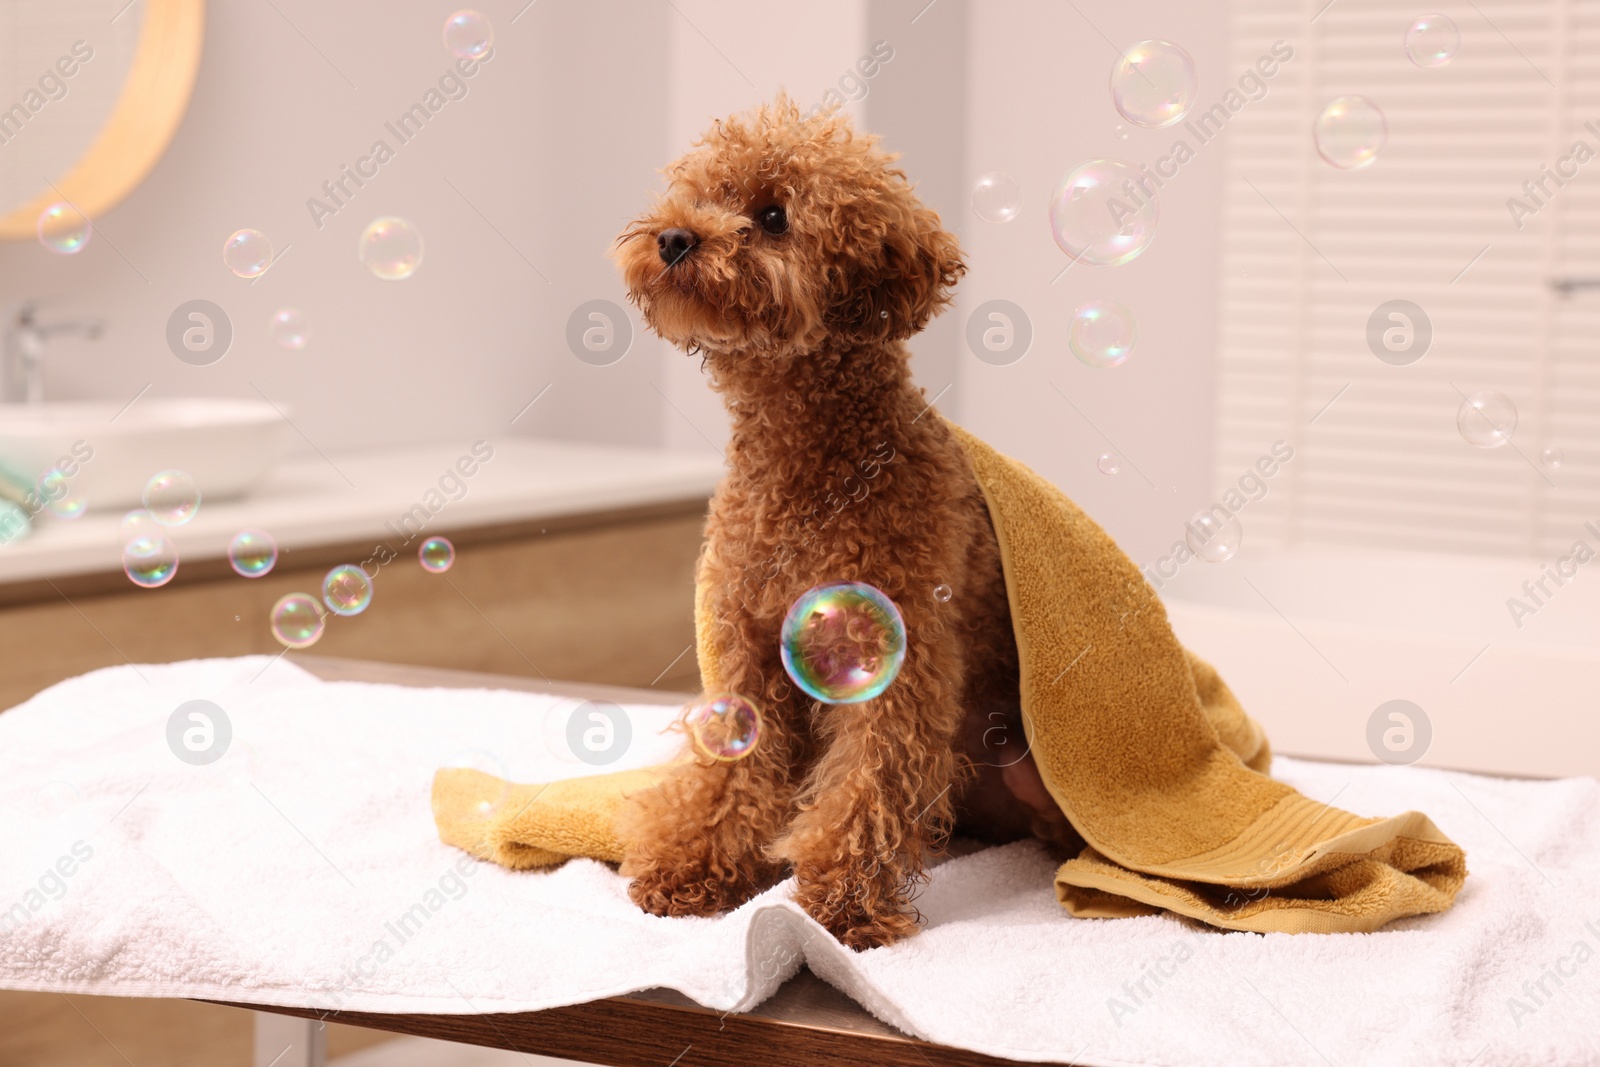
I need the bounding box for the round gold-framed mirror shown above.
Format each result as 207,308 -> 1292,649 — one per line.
0,0 -> 204,242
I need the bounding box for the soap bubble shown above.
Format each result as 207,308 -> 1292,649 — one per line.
1314,96 -> 1387,170
322,564 -> 373,616
419,536 -> 455,573
229,529 -> 278,578
443,10 -> 494,58
780,582 -> 907,704
1069,300 -> 1136,367
971,172 -> 1021,223
1405,14 -> 1458,67
933,583 -> 953,603
271,593 -> 325,649
144,470 -> 201,526
1049,159 -> 1158,266
37,202 -> 91,254
1111,40 -> 1198,128
685,694 -> 762,762
359,217 -> 424,280
1540,446 -> 1563,470
37,468 -> 86,519
223,228 -> 273,278
119,509 -> 161,547
1457,391 -> 1517,448
123,535 -> 179,588
1097,452 -> 1122,476
269,308 -> 309,350
1114,124 -> 1130,141
1186,509 -> 1242,563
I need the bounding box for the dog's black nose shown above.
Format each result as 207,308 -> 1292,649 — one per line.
657,228 -> 698,265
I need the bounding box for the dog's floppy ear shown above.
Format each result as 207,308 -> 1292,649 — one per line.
830,193 -> 966,345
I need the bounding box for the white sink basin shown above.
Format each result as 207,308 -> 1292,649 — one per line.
0,399 -> 292,513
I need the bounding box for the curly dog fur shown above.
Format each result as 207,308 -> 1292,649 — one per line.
613,96 -> 1079,950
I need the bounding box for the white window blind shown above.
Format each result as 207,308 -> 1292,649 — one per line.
1215,0 -> 1599,558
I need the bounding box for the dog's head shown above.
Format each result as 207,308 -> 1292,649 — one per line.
614,95 -> 965,362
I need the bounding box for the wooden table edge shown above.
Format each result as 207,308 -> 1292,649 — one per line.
212,974 -> 1083,1067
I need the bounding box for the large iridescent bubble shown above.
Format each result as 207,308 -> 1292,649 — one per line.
1049,160 -> 1158,266
779,582 -> 906,704
1110,40 -> 1197,128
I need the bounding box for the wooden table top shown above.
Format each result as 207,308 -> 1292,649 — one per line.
232,655 -> 1082,1067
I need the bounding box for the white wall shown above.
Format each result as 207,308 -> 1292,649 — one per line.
656,0 -> 870,457
0,0 -> 1231,565
955,0 -> 1230,563
0,0 -> 672,454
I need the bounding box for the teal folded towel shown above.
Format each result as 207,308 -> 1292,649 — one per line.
0,461 -> 36,544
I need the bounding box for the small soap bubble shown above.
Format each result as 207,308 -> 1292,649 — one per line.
1050,159 -> 1158,266
1314,96 -> 1387,170
1405,14 -> 1458,67
229,529 -> 278,578
971,172 -> 1021,224
685,694 -> 762,762
1114,123 -> 1130,141
322,564 -> 373,616
223,228 -> 273,278
37,202 -> 91,254
271,593 -> 325,649
1186,510 -> 1242,563
144,470 -> 201,526
443,9 -> 494,59
37,468 -> 86,519
1097,452 -> 1123,476
933,583 -> 953,603
123,535 -> 179,588
1540,446 -> 1563,470
419,536 -> 455,573
119,509 -> 161,547
1069,300 -> 1136,367
359,217 -> 424,280
269,309 -> 309,350
1110,40 -> 1198,128
1456,391 -> 1517,448
780,582 -> 907,704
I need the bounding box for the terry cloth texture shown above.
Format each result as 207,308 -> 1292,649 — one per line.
7,658 -> 1595,1067
434,423 -> 1467,933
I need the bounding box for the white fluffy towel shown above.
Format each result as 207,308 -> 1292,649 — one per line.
1,657 -> 1598,1067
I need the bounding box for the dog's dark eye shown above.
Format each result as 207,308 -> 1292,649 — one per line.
757,204 -> 788,235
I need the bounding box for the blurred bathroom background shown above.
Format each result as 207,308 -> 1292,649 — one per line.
2,1 -> 1597,1063
2,0 -> 1595,771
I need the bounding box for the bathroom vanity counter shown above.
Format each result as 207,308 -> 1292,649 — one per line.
0,439 -> 724,711
0,438 -> 724,584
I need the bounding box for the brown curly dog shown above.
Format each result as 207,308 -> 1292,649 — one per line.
613,96 -> 1079,950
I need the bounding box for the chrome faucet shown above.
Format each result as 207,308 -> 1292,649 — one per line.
2,302 -> 105,404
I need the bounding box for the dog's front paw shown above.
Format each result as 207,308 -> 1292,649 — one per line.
624,854 -> 766,918
793,872 -> 922,951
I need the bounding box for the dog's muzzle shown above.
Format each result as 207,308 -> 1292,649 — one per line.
657,228 -> 698,266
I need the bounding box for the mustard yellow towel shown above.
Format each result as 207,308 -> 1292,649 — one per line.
433,423 -> 1467,934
